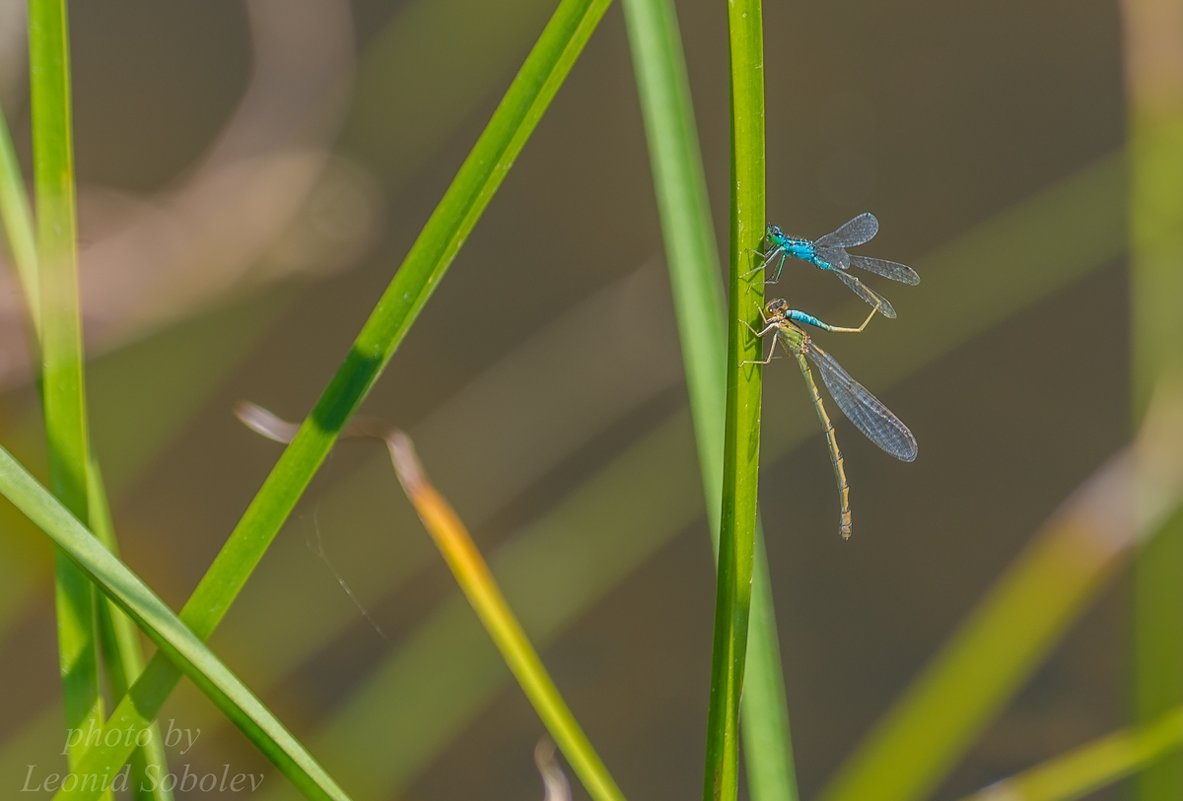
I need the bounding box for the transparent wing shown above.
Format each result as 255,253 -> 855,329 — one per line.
813,245 -> 850,271
805,343 -> 917,461
848,254 -> 920,285
815,212 -> 879,249
833,270 -> 897,318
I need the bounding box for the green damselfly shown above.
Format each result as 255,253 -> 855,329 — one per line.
747,298 -> 917,539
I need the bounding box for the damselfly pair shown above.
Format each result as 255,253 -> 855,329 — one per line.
748,213 -> 917,539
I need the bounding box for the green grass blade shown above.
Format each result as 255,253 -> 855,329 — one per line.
28,4 -> 106,792
0,444 -> 354,801
11,23 -> 172,797
3,59 -> 175,801
30,0 -> 87,517
704,2 -> 765,799
620,0 -> 726,478
0,105 -> 39,327
87,463 -> 174,801
740,540 -> 796,799
53,2 -> 612,797
1126,1 -> 1183,797
957,705 -> 1183,801
619,1 -> 795,798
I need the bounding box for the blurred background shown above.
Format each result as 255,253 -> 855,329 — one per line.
0,1 -> 1138,799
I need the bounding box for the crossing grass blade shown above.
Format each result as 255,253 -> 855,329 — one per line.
0,443 -> 355,801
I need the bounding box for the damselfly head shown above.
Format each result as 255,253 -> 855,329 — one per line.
766,223 -> 785,241
765,298 -> 789,319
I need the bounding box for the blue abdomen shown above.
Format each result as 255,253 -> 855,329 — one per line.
786,309 -> 825,329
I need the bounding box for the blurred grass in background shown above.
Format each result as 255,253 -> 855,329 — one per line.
0,1 -> 1175,800
1125,1 -> 1183,800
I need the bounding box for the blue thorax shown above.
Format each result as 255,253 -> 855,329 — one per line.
766,224 -> 827,269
